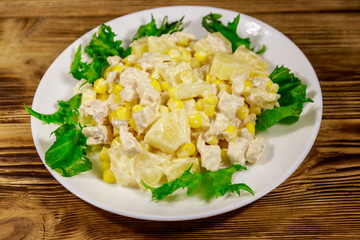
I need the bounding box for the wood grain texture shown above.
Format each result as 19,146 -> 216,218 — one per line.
0,0 -> 360,239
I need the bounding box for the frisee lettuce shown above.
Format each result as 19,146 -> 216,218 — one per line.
45,123 -> 91,177
142,164 -> 253,200
131,15 -> 184,42
24,93 -> 82,125
256,66 -> 313,130
202,13 -> 266,54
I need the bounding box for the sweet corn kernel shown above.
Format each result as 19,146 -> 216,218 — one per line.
266,80 -> 276,93
168,86 -> 177,99
94,78 -> 108,94
205,73 -> 216,84
191,140 -> 199,157
221,148 -> 230,164
99,146 -> 110,162
177,38 -> 189,47
224,125 -> 238,142
177,143 -> 196,158
195,98 -> 205,111
103,169 -> 116,183
204,94 -> 218,106
159,105 -> 170,115
111,136 -> 121,146
204,104 -> 215,117
219,83 -> 232,94
132,104 -> 143,113
190,58 -> 201,68
160,81 -> 169,91
167,98 -> 183,110
113,94 -> 123,104
180,47 -> 192,62
112,84 -> 123,95
237,105 -> 249,120
246,121 -> 256,135
207,136 -> 218,145
151,79 -> 162,92
100,93 -> 109,102
101,160 -> 111,172
194,50 -> 207,63
249,105 -> 261,115
213,79 -> 225,86
167,48 -> 182,61
129,117 -> 138,132
243,80 -> 252,95
104,64 -> 125,78
134,63 -> 142,70
115,107 -> 131,121
188,113 -> 203,128
180,69 -> 193,82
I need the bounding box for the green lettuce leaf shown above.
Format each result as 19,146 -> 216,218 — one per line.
256,66 -> 313,130
45,124 -> 91,177
24,93 -> 82,125
85,24 -> 132,59
131,15 -> 184,42
202,13 -> 266,54
142,164 -> 253,200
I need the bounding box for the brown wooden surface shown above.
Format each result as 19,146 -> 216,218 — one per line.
1,0 -> 360,239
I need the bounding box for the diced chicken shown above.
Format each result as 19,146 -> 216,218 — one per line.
82,126 -> 109,145
204,113 -> 230,141
246,77 -> 281,110
182,99 -> 196,115
73,79 -> 93,94
230,73 -> 247,97
246,137 -> 266,163
118,127 -> 142,157
217,90 -> 244,125
80,99 -> 110,125
107,56 -> 123,67
227,137 -> 250,165
111,119 -> 128,129
136,81 -> 161,108
196,134 -> 221,171
132,106 -> 157,133
137,52 -> 171,71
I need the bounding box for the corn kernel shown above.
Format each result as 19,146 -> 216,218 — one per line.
194,50 -> 207,63
195,98 -> 205,111
101,160 -> 111,172
205,73 -> 215,84
246,121 -> 256,135
177,143 -> 196,158
134,63 -> 142,70
167,48 -> 182,61
204,104 -> 215,117
180,69 -> 193,82
103,169 -> 116,183
237,105 -> 249,120
188,113 -> 203,128
207,136 -> 218,145
204,94 -> 218,106
249,105 -> 261,115
94,78 -> 108,94
99,93 -> 109,102
221,148 -> 230,164
160,81 -> 169,91
266,80 -> 276,93
99,146 -> 110,162
104,64 -> 125,78
159,105 -> 170,115
113,94 -> 123,104
177,38 -> 189,47
180,47 -> 192,62
151,79 -> 162,92
213,79 -> 225,85
111,136 -> 121,146
129,117 -> 138,132
243,80 -> 252,95
190,58 -> 201,68
167,98 -> 183,110
112,84 -> 123,95
115,107 -> 131,121
224,125 -> 238,142
132,104 -> 143,113
219,83 -> 232,94
168,86 -> 177,99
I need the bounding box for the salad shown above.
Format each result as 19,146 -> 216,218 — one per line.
25,13 -> 312,200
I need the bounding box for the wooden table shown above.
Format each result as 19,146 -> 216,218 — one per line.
1,0 -> 359,239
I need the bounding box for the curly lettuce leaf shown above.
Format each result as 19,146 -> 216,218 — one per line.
70,45 -> 107,84
45,124 -> 91,177
131,15 -> 184,42
256,66 -> 313,130
202,13 -> 266,54
142,164 -> 253,200
85,24 -> 132,59
24,93 -> 82,125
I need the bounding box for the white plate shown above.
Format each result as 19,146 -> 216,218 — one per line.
30,6 -> 322,221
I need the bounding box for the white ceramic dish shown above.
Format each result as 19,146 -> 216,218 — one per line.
30,6 -> 322,221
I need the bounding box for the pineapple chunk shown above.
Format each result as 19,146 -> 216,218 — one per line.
193,32 -> 232,57
209,52 -> 252,80
173,81 -> 216,100
164,157 -> 200,182
148,35 -> 177,54
234,45 -> 269,72
135,150 -> 166,187
144,109 -> 190,153
130,36 -> 149,58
